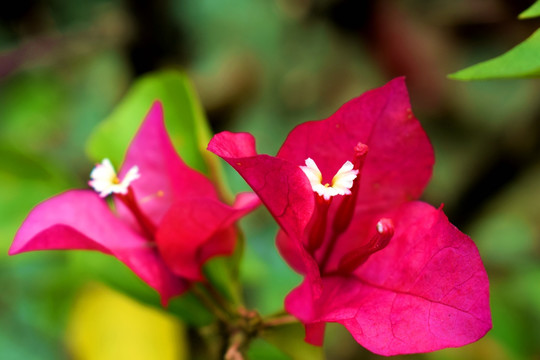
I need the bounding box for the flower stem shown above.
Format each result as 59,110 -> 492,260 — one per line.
191,284 -> 231,322
224,332 -> 247,360
262,314 -> 298,328
202,281 -> 236,315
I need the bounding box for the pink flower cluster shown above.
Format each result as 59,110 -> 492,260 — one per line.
11,78 -> 491,355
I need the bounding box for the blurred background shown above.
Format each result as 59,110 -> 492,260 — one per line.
1,0 -> 539,359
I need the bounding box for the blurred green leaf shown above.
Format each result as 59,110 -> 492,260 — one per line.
240,209 -> 301,315
488,279 -> 534,359
204,246 -> 244,307
519,0 -> 540,19
0,145 -> 74,253
1,254 -> 77,360
247,338 -> 292,360
426,336 -> 515,360
509,267 -> 540,320
0,72 -> 67,152
470,213 -> 535,268
86,69 -> 214,176
69,251 -> 214,327
448,28 -> 540,80
260,323 -> 324,360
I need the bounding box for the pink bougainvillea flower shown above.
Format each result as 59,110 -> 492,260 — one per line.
10,101 -> 259,305
208,78 -> 491,355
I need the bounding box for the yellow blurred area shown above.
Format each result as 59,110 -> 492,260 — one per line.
66,283 -> 187,360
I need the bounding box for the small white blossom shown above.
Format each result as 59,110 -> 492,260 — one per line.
89,158 -> 140,197
300,158 -> 358,200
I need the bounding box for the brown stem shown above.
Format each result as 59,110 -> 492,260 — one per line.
224,332 -> 247,360
262,314 -> 298,328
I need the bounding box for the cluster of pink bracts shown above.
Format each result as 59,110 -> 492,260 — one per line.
9,78 -> 491,356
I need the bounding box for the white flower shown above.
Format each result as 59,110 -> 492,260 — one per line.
300,158 -> 358,200
88,158 -> 140,197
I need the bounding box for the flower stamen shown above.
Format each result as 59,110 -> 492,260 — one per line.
89,159 -> 155,239
89,158 -> 140,197
300,158 -> 359,200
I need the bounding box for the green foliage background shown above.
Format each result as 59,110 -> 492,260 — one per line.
1,0 -> 539,359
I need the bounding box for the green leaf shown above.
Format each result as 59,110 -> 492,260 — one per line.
86,69 -> 213,176
470,213 -> 535,268
203,245 -> 244,307
448,28 -> 540,80
487,277 -> 537,359
247,338 -> 292,360
260,323 -> 325,360
519,0 -> 540,19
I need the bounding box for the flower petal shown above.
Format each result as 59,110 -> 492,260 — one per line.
285,201 -> 491,355
208,131 -> 314,240
278,77 -> 434,215
156,192 -> 260,280
117,101 -> 218,227
276,229 -> 322,297
305,322 -> 326,346
10,190 -> 187,305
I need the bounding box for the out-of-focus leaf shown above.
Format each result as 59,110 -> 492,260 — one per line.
470,213 -> 535,268
86,69 -> 214,176
426,336 -> 514,360
509,267 -> 540,320
0,72 -> 66,151
0,254 -> 78,360
68,51 -> 130,151
68,251 -> 214,327
240,209 -> 301,315
463,158 -> 540,357
247,338 -> 291,360
204,253 -> 243,307
487,280 -> 532,360
66,282 -> 187,360
260,323 -> 324,360
448,29 -> 540,80
519,0 -> 540,19
0,147 -> 72,244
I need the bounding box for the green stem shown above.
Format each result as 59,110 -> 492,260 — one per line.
262,314 -> 298,328
203,281 -> 236,315
191,284 -> 230,323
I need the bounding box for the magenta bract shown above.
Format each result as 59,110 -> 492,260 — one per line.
10,102 -> 258,305
208,78 -> 491,355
